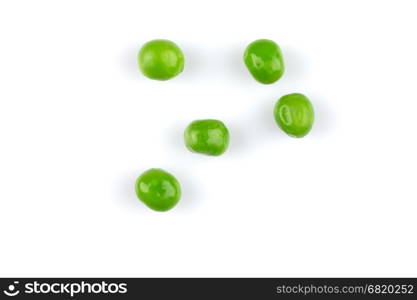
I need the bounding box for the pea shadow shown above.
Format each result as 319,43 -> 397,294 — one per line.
171,167 -> 200,212
281,45 -> 309,83
180,43 -> 206,83
121,44 -> 141,80
227,120 -> 251,157
118,169 -> 146,212
223,43 -> 256,86
309,92 -> 334,138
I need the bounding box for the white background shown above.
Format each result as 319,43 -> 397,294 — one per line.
0,0 -> 416,277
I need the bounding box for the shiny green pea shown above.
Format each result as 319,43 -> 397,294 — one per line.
274,93 -> 314,138
135,168 -> 181,212
243,39 -> 285,84
138,39 -> 184,80
184,119 -> 229,156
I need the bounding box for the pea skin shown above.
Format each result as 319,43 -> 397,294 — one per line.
135,168 -> 181,212
274,93 -> 314,138
244,39 -> 285,84
184,119 -> 229,156
138,39 -> 185,80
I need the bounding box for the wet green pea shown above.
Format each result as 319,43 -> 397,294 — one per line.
184,119 -> 229,156
274,93 -> 314,138
135,168 -> 181,212
243,39 -> 285,84
138,39 -> 184,80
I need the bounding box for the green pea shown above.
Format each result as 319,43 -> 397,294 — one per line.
135,168 -> 181,211
243,39 -> 285,84
274,93 -> 314,138
138,39 -> 184,80
184,119 -> 229,156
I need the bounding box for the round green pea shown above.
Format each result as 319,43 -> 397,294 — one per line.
274,93 -> 314,138
184,119 -> 229,156
135,168 -> 181,212
138,39 -> 184,81
243,39 -> 285,84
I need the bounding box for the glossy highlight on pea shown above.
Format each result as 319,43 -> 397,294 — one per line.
135,168 -> 181,211
274,93 -> 314,138
184,119 -> 229,156
243,39 -> 285,84
138,39 -> 184,81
